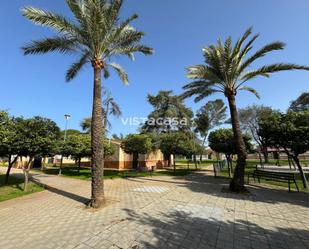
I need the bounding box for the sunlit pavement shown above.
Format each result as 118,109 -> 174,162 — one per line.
0,167 -> 309,249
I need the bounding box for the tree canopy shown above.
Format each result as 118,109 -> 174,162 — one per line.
141,91 -> 193,133
121,134 -> 152,168
258,111 -> 309,188
238,105 -> 276,162
289,92 -> 309,112
194,99 -> 227,145
208,129 -> 252,156
15,116 -> 61,158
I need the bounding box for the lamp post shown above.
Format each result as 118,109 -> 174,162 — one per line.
59,114 -> 71,175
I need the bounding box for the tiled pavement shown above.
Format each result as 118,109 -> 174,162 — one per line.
0,168 -> 309,249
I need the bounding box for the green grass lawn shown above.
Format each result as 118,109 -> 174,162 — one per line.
0,174 -> 44,202
218,160 -> 309,192
39,165 -> 197,181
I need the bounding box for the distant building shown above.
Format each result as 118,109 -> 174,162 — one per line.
51,140 -> 171,170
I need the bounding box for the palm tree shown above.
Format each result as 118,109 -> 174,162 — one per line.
181,27 -> 309,192
81,89 -> 122,134
102,89 -> 122,132
22,0 -> 153,207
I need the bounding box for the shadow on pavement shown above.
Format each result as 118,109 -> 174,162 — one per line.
124,207 -> 309,249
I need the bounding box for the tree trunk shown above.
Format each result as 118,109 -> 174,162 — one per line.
41,157 -> 46,171
262,148 -> 269,164
226,154 -> 231,178
59,155 -> 64,175
164,153 -> 170,167
23,157 -> 33,192
132,153 -> 139,169
173,155 -> 176,173
292,155 -> 308,189
194,154 -> 198,170
78,157 -> 81,173
200,135 -> 207,162
5,155 -> 18,185
258,151 -> 263,168
90,62 -> 105,208
227,95 -> 247,192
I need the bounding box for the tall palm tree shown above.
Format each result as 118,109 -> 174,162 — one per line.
181,27 -> 309,192
22,0 -> 153,207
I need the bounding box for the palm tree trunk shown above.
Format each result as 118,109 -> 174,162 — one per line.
90,62 -> 105,208
227,95 -> 247,192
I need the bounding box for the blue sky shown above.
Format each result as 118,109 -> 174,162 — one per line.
1,0 -> 309,136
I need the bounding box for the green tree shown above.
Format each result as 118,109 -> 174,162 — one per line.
238,105 -> 275,163
103,139 -> 116,158
194,99 -> 227,152
15,117 -> 60,191
289,92 -> 309,112
61,135 -> 114,172
141,91 -> 193,133
258,111 -> 309,188
62,134 -> 91,172
111,133 -> 124,141
121,134 -> 152,169
208,129 -> 252,177
181,27 -> 309,192
60,129 -> 81,138
22,0 -> 153,207
0,112 -> 20,184
160,131 -> 199,171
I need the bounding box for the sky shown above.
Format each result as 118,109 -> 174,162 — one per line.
1,0 -> 309,136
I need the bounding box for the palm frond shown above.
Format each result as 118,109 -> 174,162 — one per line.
108,98 -> 122,116
66,0 -> 85,23
113,27 -> 144,48
110,45 -> 153,58
182,80 -> 214,90
194,89 -> 220,103
102,63 -> 110,79
239,42 -> 285,74
107,14 -> 139,45
186,65 -> 208,79
238,86 -> 260,99
109,63 -> 129,84
107,0 -> 123,26
240,63 -> 309,82
22,36 -> 77,55
66,52 -> 90,82
22,7 -> 79,35
232,27 -> 253,57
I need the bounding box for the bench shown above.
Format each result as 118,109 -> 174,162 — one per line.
248,169 -> 299,192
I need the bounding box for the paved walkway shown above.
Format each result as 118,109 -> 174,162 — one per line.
0,168 -> 309,249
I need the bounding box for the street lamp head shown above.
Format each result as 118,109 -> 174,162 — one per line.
64,114 -> 71,120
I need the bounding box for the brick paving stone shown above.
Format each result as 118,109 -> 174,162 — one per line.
0,167 -> 309,249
